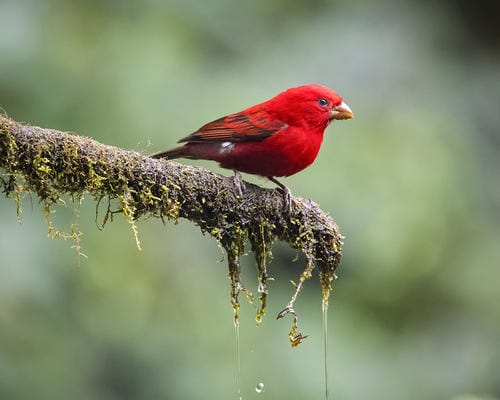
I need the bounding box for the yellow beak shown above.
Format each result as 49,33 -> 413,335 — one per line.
330,101 -> 353,120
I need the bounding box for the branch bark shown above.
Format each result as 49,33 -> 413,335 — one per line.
0,113 -> 343,345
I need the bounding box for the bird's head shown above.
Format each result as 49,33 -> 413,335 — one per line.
272,84 -> 353,129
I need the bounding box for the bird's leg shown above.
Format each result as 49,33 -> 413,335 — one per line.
268,177 -> 293,214
233,170 -> 246,197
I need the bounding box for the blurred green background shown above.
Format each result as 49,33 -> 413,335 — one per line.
1,0 -> 499,399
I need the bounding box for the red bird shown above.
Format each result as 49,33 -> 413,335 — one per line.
151,84 -> 352,197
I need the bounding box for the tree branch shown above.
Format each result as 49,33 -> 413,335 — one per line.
0,113 -> 343,345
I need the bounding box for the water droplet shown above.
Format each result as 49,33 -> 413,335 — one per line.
235,324 -> 242,399
323,299 -> 330,400
255,382 -> 265,393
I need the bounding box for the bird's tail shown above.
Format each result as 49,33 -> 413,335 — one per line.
150,145 -> 186,160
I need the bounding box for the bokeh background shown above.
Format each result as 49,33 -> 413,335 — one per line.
1,0 -> 499,399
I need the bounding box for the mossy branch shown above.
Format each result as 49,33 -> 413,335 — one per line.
0,113 -> 343,345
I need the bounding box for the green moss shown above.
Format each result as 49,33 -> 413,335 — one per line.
249,219 -> 275,325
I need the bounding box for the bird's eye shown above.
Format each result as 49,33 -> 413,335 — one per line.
317,98 -> 329,107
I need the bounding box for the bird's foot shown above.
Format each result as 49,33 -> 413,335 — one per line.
233,170 -> 246,197
281,186 -> 293,215
268,177 -> 294,215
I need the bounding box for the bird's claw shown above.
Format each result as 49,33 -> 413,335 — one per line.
268,177 -> 294,215
233,170 -> 246,197
281,186 -> 293,215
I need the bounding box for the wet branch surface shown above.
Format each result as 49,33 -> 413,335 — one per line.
0,114 -> 343,345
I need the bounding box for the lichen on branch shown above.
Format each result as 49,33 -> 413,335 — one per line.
0,113 -> 343,346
